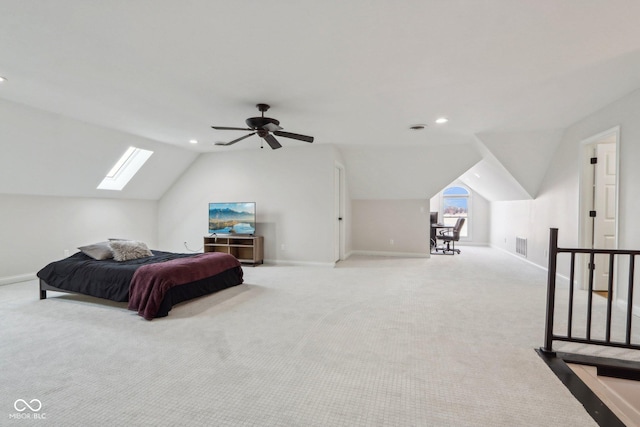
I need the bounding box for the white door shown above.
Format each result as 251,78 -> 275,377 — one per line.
592,142 -> 617,291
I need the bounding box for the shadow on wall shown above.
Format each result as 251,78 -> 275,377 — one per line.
257,221 -> 277,261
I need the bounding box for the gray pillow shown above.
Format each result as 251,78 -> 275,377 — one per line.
78,242 -> 114,260
109,240 -> 153,262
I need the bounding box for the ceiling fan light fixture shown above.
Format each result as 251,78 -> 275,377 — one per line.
211,104 -> 314,149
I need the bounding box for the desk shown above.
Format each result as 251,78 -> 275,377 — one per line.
431,223 -> 453,253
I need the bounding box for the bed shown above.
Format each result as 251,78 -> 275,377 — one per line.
37,244 -> 244,320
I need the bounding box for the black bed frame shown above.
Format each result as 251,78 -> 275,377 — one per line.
40,279 -> 72,300
38,268 -> 244,318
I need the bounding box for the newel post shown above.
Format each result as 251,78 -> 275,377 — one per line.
542,228 -> 559,354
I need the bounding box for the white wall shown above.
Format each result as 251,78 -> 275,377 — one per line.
350,182 -> 491,258
0,193 -> 157,282
158,145 -> 340,265
351,199 -> 431,256
490,88 -> 640,283
470,190 -> 490,245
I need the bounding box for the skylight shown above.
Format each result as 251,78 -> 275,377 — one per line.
97,146 -> 153,190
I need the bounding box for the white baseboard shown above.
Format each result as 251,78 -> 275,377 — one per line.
491,245 -> 638,319
0,273 -> 37,286
490,244 -> 546,270
489,244 -> 571,285
263,259 -> 336,267
349,250 -> 429,258
350,244 -> 487,258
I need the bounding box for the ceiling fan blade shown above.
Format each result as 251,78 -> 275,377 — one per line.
273,130 -> 314,143
215,132 -> 256,146
263,133 -> 282,149
211,126 -> 252,131
262,122 -> 283,132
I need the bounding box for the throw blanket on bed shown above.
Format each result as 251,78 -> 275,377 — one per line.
128,252 -> 242,320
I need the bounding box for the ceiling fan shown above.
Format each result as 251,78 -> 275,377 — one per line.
212,103 -> 314,149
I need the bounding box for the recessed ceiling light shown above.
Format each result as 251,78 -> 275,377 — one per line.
409,124 -> 426,130
435,117 -> 448,124
0,76 -> 6,83
189,139 -> 198,144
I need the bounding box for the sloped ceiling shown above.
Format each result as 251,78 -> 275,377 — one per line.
342,143 -> 481,199
0,98 -> 198,199
473,130 -> 565,199
2,1 -> 640,200
459,158 -> 532,202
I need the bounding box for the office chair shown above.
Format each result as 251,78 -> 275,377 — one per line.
438,217 -> 465,254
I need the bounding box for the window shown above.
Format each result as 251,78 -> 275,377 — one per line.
97,146 -> 153,191
442,186 -> 469,238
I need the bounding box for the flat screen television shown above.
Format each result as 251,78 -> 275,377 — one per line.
208,202 -> 256,235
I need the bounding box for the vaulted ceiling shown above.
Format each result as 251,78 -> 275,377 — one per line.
2,1 -> 640,200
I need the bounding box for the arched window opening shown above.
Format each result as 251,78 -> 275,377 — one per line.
442,186 -> 469,238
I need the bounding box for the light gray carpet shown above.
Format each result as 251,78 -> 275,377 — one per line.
551,272 -> 640,363
0,247 -> 598,426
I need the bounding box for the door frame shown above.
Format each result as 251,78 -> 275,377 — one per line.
334,162 -> 346,263
578,126 -> 620,290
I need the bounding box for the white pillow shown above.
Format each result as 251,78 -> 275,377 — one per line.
109,240 -> 153,261
78,241 -> 114,260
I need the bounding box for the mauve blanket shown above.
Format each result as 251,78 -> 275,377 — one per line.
128,252 -> 242,320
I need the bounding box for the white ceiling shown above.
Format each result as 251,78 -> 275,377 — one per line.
2,1 -> 640,199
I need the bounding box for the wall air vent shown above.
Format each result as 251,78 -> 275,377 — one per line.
516,237 -> 527,258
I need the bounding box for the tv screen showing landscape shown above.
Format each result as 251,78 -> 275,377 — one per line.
208,202 -> 256,235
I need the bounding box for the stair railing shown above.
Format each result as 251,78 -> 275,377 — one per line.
542,228 -> 640,354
